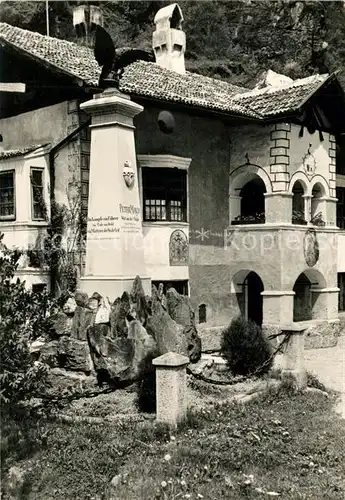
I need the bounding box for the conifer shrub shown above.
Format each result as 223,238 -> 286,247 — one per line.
221,316 -> 273,376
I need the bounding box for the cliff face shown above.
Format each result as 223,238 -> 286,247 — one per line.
0,0 -> 344,88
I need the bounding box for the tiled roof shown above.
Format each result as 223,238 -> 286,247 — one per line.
0,22 -> 100,86
0,145 -> 43,160
119,61 -> 330,119
119,61 -> 260,118
232,74 -> 330,118
0,22 -> 334,120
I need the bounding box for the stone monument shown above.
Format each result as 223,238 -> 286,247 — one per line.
80,88 -> 151,300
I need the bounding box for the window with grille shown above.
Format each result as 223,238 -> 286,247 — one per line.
0,170 -> 15,219
30,168 -> 45,220
336,135 -> 345,175
336,187 -> 345,229
142,167 -> 187,222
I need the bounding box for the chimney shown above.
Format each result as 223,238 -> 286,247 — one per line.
153,3 -> 186,74
72,1 -> 103,47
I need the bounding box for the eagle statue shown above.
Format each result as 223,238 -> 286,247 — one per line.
93,24 -> 154,89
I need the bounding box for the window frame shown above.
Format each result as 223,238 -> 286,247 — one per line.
142,167 -> 187,223
336,186 -> 345,230
0,169 -> 16,221
30,167 -> 45,221
336,135 -> 345,176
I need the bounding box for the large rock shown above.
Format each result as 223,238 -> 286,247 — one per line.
46,367 -> 98,396
128,320 -> 158,373
49,312 -> 73,338
72,306 -> 96,340
183,325 -> 202,363
166,288 -> 202,362
109,292 -> 131,338
88,324 -> 134,384
74,290 -> 89,307
130,276 -> 149,325
62,297 -> 77,316
166,287 -> 195,326
146,289 -> 188,357
58,336 -> 93,373
88,321 -> 158,385
95,297 -> 111,325
39,340 -> 59,368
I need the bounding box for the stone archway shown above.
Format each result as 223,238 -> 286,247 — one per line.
231,269 -> 264,326
245,271 -> 264,326
293,269 -> 327,322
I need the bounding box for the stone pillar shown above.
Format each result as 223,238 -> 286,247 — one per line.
79,88 -> 150,300
262,290 -> 295,325
324,198 -> 338,227
265,193 -> 293,224
311,287 -> 340,320
229,195 -> 241,225
303,194 -> 312,224
152,352 -> 189,427
281,324 -> 307,389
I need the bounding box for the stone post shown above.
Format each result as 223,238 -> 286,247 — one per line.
152,352 -> 189,427
281,323 -> 307,389
79,88 -> 151,300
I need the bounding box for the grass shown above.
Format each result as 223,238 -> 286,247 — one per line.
1,385 -> 344,500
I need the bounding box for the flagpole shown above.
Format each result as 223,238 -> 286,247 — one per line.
46,0 -> 50,36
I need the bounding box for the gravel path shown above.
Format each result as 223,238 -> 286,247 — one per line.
304,334 -> 345,418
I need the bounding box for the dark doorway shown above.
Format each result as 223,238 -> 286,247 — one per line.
293,273 -> 312,321
244,271 -> 264,326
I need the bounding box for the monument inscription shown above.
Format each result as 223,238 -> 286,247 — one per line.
87,204 -> 141,239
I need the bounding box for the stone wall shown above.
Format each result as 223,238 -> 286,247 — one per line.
0,102 -> 68,149
134,106 -> 232,327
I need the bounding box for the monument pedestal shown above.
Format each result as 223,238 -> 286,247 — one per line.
80,88 -> 151,300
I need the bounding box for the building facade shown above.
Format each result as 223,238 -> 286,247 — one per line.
0,3 -> 344,332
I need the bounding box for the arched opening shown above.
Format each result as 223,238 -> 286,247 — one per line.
198,304 -> 207,324
233,177 -> 266,224
293,273 -> 312,321
243,271 -> 264,326
293,269 -> 327,321
292,181 -> 307,225
311,182 -> 326,226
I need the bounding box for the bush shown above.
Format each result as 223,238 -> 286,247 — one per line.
221,316 -> 273,376
0,234 -> 57,409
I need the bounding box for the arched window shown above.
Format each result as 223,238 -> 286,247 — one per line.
198,304 -> 207,324
291,181 -> 307,225
232,177 -> 266,225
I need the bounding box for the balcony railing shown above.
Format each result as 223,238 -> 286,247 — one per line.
232,213 -> 265,225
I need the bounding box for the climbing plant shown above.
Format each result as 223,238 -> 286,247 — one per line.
26,180 -> 87,295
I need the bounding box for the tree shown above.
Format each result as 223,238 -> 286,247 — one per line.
0,1 -> 344,88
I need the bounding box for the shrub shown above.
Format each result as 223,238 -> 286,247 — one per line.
0,234 -> 57,409
221,316 -> 273,376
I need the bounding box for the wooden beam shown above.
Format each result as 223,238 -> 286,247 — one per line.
0,82 -> 26,93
